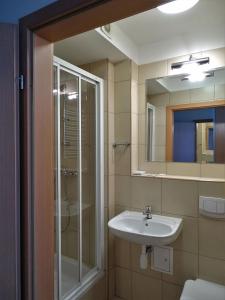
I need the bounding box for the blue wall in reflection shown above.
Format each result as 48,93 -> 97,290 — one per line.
173,108 -> 215,162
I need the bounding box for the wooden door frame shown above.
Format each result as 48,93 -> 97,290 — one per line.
19,1 -> 172,299
166,100 -> 225,161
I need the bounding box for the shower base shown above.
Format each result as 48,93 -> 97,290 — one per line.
54,255 -> 90,299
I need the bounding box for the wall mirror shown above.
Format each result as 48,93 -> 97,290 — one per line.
146,67 -> 225,164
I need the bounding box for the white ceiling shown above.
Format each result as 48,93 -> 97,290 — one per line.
54,30 -> 127,66
54,0 -> 225,66
116,0 -> 225,64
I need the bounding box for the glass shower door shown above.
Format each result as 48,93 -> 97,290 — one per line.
54,57 -> 104,300
55,67 -> 80,299
81,79 -> 97,278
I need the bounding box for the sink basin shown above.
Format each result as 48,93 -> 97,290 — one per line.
108,211 -> 183,246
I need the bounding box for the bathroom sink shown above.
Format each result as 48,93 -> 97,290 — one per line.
108,211 -> 183,246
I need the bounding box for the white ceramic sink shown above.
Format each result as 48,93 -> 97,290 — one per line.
108,211 -> 183,246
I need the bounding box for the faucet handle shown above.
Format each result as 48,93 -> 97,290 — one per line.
143,205 -> 151,214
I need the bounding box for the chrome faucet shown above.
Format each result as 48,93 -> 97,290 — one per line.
143,205 -> 152,219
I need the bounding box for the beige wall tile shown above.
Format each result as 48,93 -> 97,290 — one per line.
199,255 -> 225,285
154,146 -> 166,162
203,47 -> 225,70
169,215 -> 198,254
190,86 -> 215,103
108,79 -> 115,113
108,232 -> 114,269
115,204 -> 129,214
131,113 -> 138,145
115,81 -> 131,113
199,217 -> 225,260
108,62 -> 114,82
155,125 -> 166,147
104,175 -> 108,208
139,60 -> 167,84
149,93 -> 170,107
198,182 -> 225,198
138,113 -> 146,145
115,237 -> 131,269
115,176 -> 131,207
81,275 -> 106,300
166,163 -> 201,177
131,61 -> 139,82
79,63 -> 91,72
108,144 -> 115,176
200,164 -> 225,179
131,243 -> 162,279
104,81 -> 108,112
139,162 -> 167,174
115,148 -> 131,176
90,59 -> 108,79
131,144 -> 139,173
169,90 -> 191,105
131,80 -> 138,114
138,144 -> 147,166
162,179 -> 198,217
155,106 -> 166,126
115,60 -> 131,82
108,175 -> 115,206
108,268 -> 115,300
162,250 -> 198,285
115,113 -> 131,142
115,267 -> 132,300
162,282 -> 182,300
138,84 -> 146,114
132,272 -> 162,300
215,83 -> 225,100
131,177 -> 162,212
108,113 -> 115,145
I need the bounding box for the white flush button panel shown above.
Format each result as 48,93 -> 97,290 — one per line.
151,246 -> 173,274
199,196 -> 225,219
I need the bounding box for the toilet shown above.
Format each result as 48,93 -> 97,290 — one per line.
180,279 -> 225,300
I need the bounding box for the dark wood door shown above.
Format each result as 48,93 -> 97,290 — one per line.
0,23 -> 20,300
215,106 -> 225,163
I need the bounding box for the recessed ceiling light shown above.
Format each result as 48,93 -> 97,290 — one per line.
158,0 -> 199,14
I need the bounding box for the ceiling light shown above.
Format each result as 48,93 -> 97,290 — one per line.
158,0 -> 199,14
187,72 -> 206,82
171,56 -> 210,70
182,71 -> 213,82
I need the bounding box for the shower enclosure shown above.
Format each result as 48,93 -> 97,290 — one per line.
53,57 -> 104,300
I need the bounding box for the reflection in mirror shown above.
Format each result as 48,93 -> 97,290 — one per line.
146,68 -> 225,164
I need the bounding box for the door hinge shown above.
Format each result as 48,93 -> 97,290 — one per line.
18,75 -> 24,90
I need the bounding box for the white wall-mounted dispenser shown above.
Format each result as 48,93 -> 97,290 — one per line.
199,196 -> 225,219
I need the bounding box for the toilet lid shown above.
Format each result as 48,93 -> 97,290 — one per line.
180,279 -> 225,300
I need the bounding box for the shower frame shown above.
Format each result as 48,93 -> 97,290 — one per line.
54,56 -> 104,300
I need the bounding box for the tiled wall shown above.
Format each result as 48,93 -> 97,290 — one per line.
114,58 -> 225,300
114,178 -> 225,300
137,47 -> 225,178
